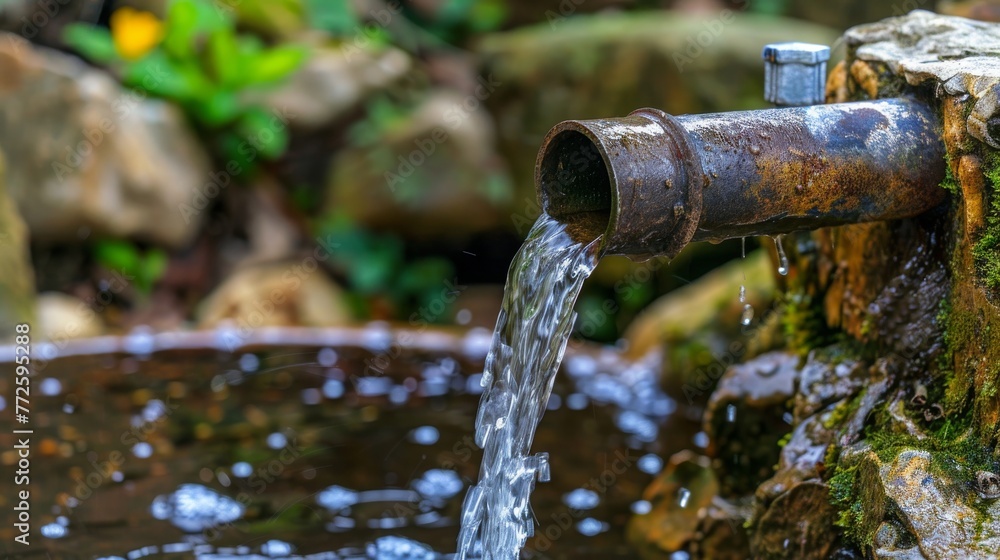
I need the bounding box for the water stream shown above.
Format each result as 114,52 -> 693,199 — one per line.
456,214 -> 601,559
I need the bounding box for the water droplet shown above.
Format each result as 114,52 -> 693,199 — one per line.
673,202 -> 686,217
40,522 -> 67,539
132,442 -> 153,459
266,432 -> 287,450
631,499 -> 652,514
563,488 -> 600,510
238,353 -> 259,372
774,235 -> 789,276
795,184 -> 804,193
738,285 -> 746,303
749,145 -> 761,155
741,304 -> 754,326
726,404 -> 737,423
40,378 -> 62,396
576,517 -> 607,536
232,462 -> 253,478
261,539 -> 294,556
410,426 -> 440,446
638,454 -> 664,474
677,487 -> 691,508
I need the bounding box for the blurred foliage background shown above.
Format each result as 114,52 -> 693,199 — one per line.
0,0 -> 978,344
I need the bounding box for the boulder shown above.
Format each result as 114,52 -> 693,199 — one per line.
262,44 -> 412,130
0,33 -> 212,247
36,291 -> 104,341
197,262 -> 353,329
324,89 -> 512,240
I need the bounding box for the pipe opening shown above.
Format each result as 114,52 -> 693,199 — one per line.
536,129 -> 613,244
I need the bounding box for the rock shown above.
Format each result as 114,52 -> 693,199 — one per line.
837,448 -> 1000,559
751,481 -> 839,559
324,90 -> 512,240
197,262 -> 353,330
627,450 -> 719,558
477,11 -> 839,205
0,33 -> 212,247
0,149 -> 34,336
756,413 -> 836,505
36,292 -> 104,341
704,351 -> 800,497
262,44 -> 412,130
794,350 -> 866,422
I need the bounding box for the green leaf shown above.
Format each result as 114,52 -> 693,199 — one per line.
207,27 -> 241,86
163,0 -> 231,59
94,239 -> 141,276
63,24 -> 118,64
194,90 -> 241,126
236,107 -> 288,159
246,45 -> 307,84
140,249 -> 168,290
305,0 -> 358,35
122,51 -> 213,103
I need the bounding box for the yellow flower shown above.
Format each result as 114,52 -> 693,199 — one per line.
110,7 -> 163,60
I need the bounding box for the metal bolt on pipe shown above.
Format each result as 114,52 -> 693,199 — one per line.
534,44 -> 946,260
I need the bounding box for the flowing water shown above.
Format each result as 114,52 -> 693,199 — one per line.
456,215 -> 601,559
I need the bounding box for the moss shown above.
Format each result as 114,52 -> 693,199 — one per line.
781,290 -> 837,356
828,458 -> 885,547
975,150 -> 1000,290
941,151 -> 961,195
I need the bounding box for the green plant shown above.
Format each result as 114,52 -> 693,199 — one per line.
316,212 -> 455,320
64,0 -> 308,176
93,240 -> 168,296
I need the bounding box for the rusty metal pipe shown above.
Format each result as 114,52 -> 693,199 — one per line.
535,97 -> 946,259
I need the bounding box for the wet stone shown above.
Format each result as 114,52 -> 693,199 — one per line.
704,351 -> 800,497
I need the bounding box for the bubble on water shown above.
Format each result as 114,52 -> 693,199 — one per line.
410,426 -> 440,445
132,442 -> 153,459
317,485 -> 359,511
566,393 -> 589,410
149,484 -> 245,533
631,500 -> 652,514
141,399 -> 168,423
261,539 -> 294,556
637,454 -> 664,475
562,488 -> 599,510
358,376 -> 394,396
366,535 -> 437,560
389,385 -> 409,405
412,469 -> 464,500
317,347 -> 338,367
322,379 -> 345,399
232,462 -> 253,478
576,517 -> 607,536
39,378 -> 62,396
615,411 -> 659,442
693,431 -> 710,448
238,353 -> 260,372
40,522 -> 67,538
266,432 -> 287,450
741,303 -> 755,326
677,487 -> 691,508
546,394 -> 561,410
566,355 -> 597,377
